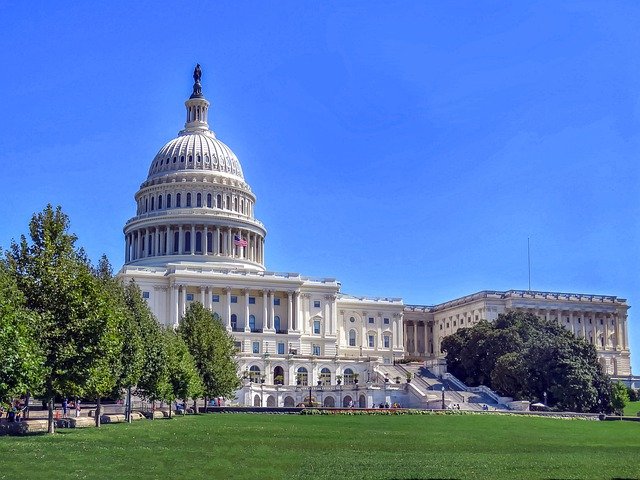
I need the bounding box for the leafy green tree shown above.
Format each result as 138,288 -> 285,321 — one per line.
178,303 -> 240,409
164,328 -> 202,417
0,257 -> 43,404
442,310 -> 611,413
611,381 -> 629,415
6,205 -> 121,433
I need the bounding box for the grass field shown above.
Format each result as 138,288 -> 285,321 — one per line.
1,413 -> 639,480
624,400 -> 640,417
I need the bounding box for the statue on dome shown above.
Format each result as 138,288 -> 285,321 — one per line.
191,64 -> 203,98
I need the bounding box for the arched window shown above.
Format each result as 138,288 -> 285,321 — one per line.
273,366 -> 284,384
207,232 -> 213,253
173,156 -> 177,164
249,365 -> 260,383
233,197 -> 237,211
274,316 -> 281,332
240,199 -> 244,214
158,195 -> 163,209
216,194 -> 222,208
323,396 -> 335,407
284,396 -> 295,407
167,194 -> 172,208
349,329 -> 357,347
173,232 -> 179,253
196,193 -> 202,207
231,314 -> 238,331
226,195 -> 230,209
296,367 -> 308,386
180,156 -> 185,163
249,314 -> 256,332
185,231 -> 191,252
145,198 -> 148,212
342,395 -> 353,408
320,368 -> 331,385
188,155 -> 192,163
343,368 -> 355,385
313,319 -> 321,334
176,193 -> 181,207
150,197 -> 155,210
253,394 -> 261,407
195,232 -> 202,252
207,193 -> 212,208
186,193 -> 192,207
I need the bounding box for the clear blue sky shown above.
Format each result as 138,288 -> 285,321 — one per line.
1,1 -> 639,372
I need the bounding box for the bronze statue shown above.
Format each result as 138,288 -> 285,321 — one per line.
193,64 -> 202,83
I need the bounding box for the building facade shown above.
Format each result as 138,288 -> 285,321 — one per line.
119,67 -> 632,406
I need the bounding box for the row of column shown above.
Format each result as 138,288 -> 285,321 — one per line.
125,224 -> 264,264
170,284 -> 300,332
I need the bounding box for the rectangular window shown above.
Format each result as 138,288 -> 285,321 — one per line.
383,335 -> 390,348
453,321 -> 457,327
368,317 -> 374,324
234,341 -> 242,352
277,342 -> 285,355
313,320 -> 321,334
186,293 -> 194,302
252,341 -> 260,354
249,297 -> 256,304
312,344 -> 321,356
231,296 -> 238,304
440,324 -> 443,330
446,323 -> 449,328
368,335 -> 375,348
142,291 -> 150,299
274,298 -> 280,306
212,295 -> 220,303
314,300 -> 320,308
383,318 -> 390,325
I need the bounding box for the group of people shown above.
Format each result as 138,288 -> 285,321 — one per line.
61,398 -> 82,417
1,401 -> 27,422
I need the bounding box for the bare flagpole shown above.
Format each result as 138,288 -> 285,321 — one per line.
527,237 -> 531,291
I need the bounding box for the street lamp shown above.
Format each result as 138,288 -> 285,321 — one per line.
441,386 -> 446,410
308,384 -> 313,408
543,391 -> 547,406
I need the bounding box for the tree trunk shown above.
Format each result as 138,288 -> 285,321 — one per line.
168,401 -> 172,419
126,386 -> 132,423
193,397 -> 198,414
151,400 -> 155,420
25,392 -> 30,419
95,397 -> 101,428
183,397 -> 187,415
47,396 -> 55,434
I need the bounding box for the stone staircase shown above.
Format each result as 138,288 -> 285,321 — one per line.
378,363 -> 510,411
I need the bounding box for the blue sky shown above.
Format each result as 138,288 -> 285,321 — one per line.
1,1 -> 639,372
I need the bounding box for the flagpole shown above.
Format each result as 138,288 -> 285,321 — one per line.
527,237 -> 531,291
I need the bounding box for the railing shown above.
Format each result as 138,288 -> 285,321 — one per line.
275,329 -> 288,335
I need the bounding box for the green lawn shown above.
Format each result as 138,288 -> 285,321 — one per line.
624,400 -> 640,417
1,413 -> 639,479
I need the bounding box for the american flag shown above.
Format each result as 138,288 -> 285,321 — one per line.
234,234 -> 248,247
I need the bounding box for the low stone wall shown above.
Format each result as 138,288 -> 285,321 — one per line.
100,414 -> 126,424
0,420 -> 49,435
69,417 -> 95,428
142,410 -> 166,420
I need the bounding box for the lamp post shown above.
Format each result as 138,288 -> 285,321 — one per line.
543,391 -> 547,406
441,386 -> 446,410
308,384 -> 313,408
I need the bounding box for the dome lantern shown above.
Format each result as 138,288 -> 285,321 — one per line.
184,63 -> 210,133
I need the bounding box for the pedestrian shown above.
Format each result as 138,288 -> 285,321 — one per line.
75,399 -> 81,417
62,397 -> 68,418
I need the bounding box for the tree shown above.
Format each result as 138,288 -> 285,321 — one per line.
6,205 -> 122,433
177,303 -> 240,408
164,328 -> 202,417
0,257 -> 43,404
442,311 -> 611,413
611,382 -> 629,415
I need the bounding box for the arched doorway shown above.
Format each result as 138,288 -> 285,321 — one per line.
323,396 -> 335,407
253,394 -> 261,407
273,366 -> 285,385
283,396 -> 295,407
359,395 -> 366,408
266,395 -> 276,407
297,367 -> 308,386
342,395 -> 353,407
249,365 -> 261,383
320,368 -> 331,385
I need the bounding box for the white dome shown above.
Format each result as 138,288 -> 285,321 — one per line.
146,130 -> 244,181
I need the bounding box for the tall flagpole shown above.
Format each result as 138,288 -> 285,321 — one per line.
527,237 -> 531,291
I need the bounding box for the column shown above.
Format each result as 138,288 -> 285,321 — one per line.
124,235 -> 129,263
392,318 -> 398,349
603,314 -> 609,350
156,227 -> 161,256
568,312 -> 574,335
191,225 -> 195,255
200,285 -> 206,306
178,286 -> 185,320
224,287 -> 232,330
269,291 -> 275,332
622,315 -> 628,350
287,292 -> 293,333
178,226 -> 183,254
292,292 -> 298,331
203,226 -> 208,255
215,227 -> 220,255
262,290 -> 270,331
412,322 -> 418,355
168,226 -> 173,254
171,284 -> 179,328
244,289 -> 251,332
361,312 -> 367,349
423,320 -> 429,355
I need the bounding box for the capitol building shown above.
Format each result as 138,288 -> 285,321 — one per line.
119,67 -> 633,408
